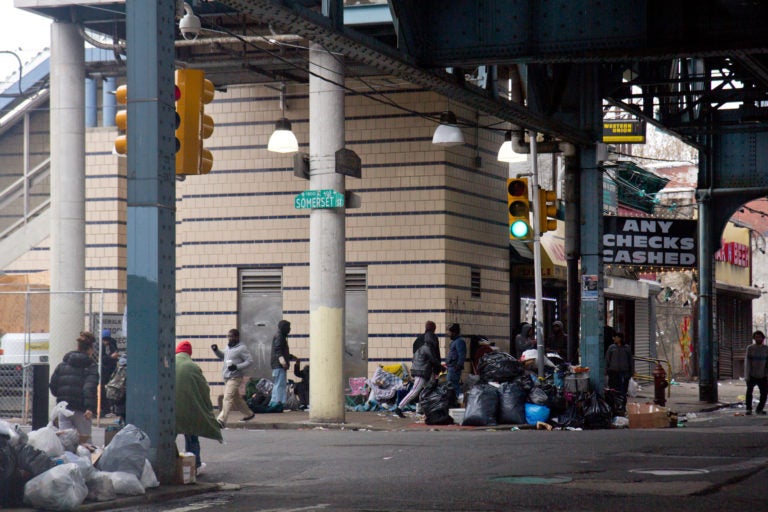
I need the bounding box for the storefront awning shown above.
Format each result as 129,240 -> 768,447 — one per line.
510,233 -> 567,280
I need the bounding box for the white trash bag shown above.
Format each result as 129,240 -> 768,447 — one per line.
24,463 -> 88,511
27,402 -> 73,457
95,424 -> 151,478
109,471 -> 146,496
140,458 -> 160,488
85,471 -> 116,502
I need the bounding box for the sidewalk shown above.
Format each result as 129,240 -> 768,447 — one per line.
212,377 -> 749,432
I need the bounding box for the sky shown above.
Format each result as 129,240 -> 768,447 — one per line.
0,3 -> 52,89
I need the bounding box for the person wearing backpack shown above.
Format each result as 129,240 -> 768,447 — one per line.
49,331 -> 100,443
175,341 -> 222,475
106,354 -> 127,423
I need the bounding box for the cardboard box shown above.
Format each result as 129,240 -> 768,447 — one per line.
627,402 -> 672,429
175,452 -> 196,484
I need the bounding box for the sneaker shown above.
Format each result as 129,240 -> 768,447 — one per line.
196,462 -> 206,475
240,413 -> 255,422
216,419 -> 225,428
746,410 -> 752,416
393,407 -> 405,418
757,410 -> 766,415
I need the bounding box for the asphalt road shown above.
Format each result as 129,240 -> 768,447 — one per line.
110,407 -> 768,512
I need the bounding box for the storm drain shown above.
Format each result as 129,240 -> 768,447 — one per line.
491,476 -> 573,484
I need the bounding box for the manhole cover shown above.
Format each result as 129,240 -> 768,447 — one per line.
629,469 -> 710,476
491,476 -> 572,484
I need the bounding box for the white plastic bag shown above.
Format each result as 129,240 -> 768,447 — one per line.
61,450 -> 96,480
27,426 -> 64,457
140,458 -> 160,488
24,463 -> 88,511
86,471 -> 116,502
95,424 -> 150,477
0,419 -> 27,446
108,471 -> 146,496
628,378 -> 639,398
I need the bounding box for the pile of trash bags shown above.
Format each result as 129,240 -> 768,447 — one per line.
1,403 -> 159,511
460,351 -> 622,429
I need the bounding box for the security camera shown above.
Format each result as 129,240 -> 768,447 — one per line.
179,3 -> 201,41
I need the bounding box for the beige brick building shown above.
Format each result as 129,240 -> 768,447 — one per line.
1,77 -> 512,399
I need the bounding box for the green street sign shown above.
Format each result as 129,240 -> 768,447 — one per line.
294,189 -> 345,209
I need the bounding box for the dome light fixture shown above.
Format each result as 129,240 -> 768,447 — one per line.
431,110 -> 464,147
267,84 -> 299,154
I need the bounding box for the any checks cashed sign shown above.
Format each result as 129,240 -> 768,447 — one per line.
603,216 -> 697,268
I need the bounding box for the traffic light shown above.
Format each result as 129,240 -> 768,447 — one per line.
175,69 -> 215,175
114,85 -> 128,155
507,178 -> 531,240
538,187 -> 558,234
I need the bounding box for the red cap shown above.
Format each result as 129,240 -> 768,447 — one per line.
176,340 -> 192,355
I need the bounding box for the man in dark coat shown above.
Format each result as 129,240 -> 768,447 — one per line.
394,321 -> 442,417
293,358 -> 310,409
605,332 -> 633,397
175,341 -> 222,474
49,331 -> 100,442
269,320 -> 294,407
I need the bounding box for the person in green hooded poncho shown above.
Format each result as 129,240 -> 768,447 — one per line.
175,340 -> 222,474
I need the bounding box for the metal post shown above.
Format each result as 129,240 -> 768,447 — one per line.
125,0 -> 178,483
580,145 -> 604,392
49,21 -> 85,410
529,132 -> 546,378
697,192 -> 717,402
564,154 -> 580,363
308,42 -> 346,423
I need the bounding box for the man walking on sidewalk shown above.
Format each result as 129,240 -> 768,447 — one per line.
213,328 -> 255,426
745,330 -> 768,415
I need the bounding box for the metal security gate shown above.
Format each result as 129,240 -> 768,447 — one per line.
344,268 -> 368,383
238,269 -> 283,381
0,289 -> 104,424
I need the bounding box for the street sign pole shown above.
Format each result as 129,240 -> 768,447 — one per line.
530,132 -> 546,379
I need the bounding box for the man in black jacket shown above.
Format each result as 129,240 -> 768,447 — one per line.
394,321 -> 442,417
269,320 -> 294,407
49,331 -> 100,442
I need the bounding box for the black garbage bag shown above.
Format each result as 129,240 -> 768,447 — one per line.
603,387 -> 627,416
552,401 -> 585,429
462,383 -> 499,426
583,392 -> 613,430
14,443 -> 54,477
498,381 -> 527,424
528,386 -> 549,405
419,380 -> 455,425
477,352 -> 522,383
247,392 -> 270,412
0,435 -> 24,508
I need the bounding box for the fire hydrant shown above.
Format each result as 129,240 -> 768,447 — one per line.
653,363 -> 668,407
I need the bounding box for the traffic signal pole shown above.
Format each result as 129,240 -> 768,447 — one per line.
529,133 -> 546,379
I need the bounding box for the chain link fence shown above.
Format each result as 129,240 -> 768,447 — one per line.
0,289 -> 104,424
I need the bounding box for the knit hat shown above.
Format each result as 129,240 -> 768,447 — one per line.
448,323 -> 460,334
102,329 -> 112,339
176,340 -> 192,355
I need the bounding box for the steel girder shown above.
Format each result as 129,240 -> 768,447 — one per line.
219,0 -> 593,144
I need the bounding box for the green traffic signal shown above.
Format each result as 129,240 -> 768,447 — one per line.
510,219 -> 530,239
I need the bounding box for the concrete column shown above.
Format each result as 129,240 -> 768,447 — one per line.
102,76 -> 117,127
49,21 -> 85,408
308,42 -> 346,423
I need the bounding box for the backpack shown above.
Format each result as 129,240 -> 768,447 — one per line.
105,365 -> 126,401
